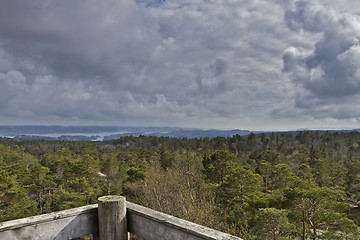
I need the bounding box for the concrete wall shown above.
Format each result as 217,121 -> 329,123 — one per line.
0,204 -> 99,240
0,198 -> 242,240
127,202 -> 241,240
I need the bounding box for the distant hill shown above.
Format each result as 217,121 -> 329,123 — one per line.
103,129 -> 251,140
0,125 -> 358,141
0,125 -> 180,136
13,135 -> 100,141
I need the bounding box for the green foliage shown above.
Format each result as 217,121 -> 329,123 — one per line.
253,208 -> 295,240
0,156 -> 38,221
202,150 -> 238,184
284,179 -> 358,239
159,143 -> 174,170
1,131 -> 360,239
216,167 -> 262,206
124,167 -> 146,183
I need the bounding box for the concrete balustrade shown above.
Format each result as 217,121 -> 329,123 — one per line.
0,196 -> 242,240
98,196 -> 127,240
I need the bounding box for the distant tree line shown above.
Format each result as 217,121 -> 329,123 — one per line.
1,131 -> 360,239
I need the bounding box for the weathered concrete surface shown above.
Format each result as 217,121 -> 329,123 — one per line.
0,198 -> 242,240
126,202 -> 242,240
98,195 -> 127,240
0,204 -> 99,240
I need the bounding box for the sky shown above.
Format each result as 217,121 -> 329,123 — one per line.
0,0 -> 360,131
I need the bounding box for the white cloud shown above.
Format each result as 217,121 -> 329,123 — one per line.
0,0 -> 359,129
280,0 -> 360,124
0,70 -> 28,104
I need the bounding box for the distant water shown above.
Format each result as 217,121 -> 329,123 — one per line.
3,131 -> 133,141
0,126 -> 182,141
1,125 -> 312,140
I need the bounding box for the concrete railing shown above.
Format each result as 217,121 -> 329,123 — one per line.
0,196 -> 242,240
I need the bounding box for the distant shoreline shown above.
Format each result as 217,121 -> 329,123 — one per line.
0,125 -> 359,141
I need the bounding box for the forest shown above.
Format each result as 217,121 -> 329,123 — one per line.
1,131 -> 360,239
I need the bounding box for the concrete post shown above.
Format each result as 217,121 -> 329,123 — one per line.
98,196 -> 127,240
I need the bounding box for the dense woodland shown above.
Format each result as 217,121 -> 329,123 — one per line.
1,131 -> 360,239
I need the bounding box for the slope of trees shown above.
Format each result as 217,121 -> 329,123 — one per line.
1,131 -> 360,239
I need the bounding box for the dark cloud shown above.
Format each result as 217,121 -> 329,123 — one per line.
0,0 -> 359,129
0,0 -> 160,82
281,0 -> 360,123
284,0 -> 360,98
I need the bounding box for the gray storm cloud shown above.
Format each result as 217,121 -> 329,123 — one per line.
283,0 -> 360,102
1,0 -> 360,129
0,0 -> 236,126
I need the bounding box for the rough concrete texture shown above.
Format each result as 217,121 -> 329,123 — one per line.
0,198 -> 242,240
